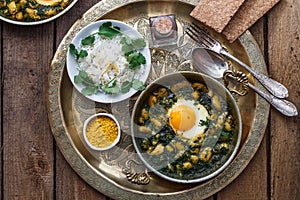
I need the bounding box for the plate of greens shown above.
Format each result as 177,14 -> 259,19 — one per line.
67,20 -> 151,103
0,0 -> 78,25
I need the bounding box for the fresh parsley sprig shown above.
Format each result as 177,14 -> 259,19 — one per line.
121,78 -> 145,93
199,118 -> 210,127
74,70 -> 145,95
98,22 -> 121,38
121,36 -> 147,69
69,44 -> 88,59
74,70 -> 99,96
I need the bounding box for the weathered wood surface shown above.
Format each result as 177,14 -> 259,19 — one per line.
268,0 -> 300,199
0,0 -> 299,199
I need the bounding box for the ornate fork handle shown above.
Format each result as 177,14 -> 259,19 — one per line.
220,49 -> 289,99
248,84 -> 298,117
223,70 -> 298,117
223,70 -> 249,96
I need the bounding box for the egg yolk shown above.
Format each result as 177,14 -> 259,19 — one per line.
169,105 -> 196,132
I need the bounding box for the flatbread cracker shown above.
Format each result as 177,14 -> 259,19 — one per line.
190,0 -> 246,33
223,0 -> 281,42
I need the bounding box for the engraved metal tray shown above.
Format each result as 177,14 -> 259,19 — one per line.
47,0 -> 269,199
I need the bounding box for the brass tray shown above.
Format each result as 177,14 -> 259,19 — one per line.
47,0 -> 270,199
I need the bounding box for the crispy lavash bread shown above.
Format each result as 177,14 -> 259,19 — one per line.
223,0 -> 281,42
190,0 -> 246,33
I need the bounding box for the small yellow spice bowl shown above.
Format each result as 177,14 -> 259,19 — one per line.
83,113 -> 121,151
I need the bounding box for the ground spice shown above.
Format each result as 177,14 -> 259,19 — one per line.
86,116 -> 119,148
149,14 -> 178,47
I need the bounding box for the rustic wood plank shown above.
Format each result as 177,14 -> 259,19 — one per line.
218,140 -> 269,199
268,0 -> 300,199
54,0 -> 108,199
217,138 -> 269,200
0,21 -> 2,200
2,23 -> 54,199
217,18 -> 269,200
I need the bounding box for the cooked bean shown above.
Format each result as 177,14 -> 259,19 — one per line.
0,2 -> 6,7
176,164 -> 182,171
26,8 -> 40,20
150,118 -> 162,128
141,108 -> 149,120
224,121 -> 232,131
138,126 -> 152,133
191,90 -> 200,99
192,82 -> 205,90
166,145 -> 174,152
150,144 -> 164,155
148,95 -> 157,107
15,12 -> 23,20
208,90 -> 214,97
156,87 -> 168,98
212,95 -> 221,110
61,0 -> 69,7
7,1 -> 17,14
200,147 -> 213,162
190,155 -> 198,164
45,9 -> 57,17
171,81 -> 190,92
189,147 -> 200,154
174,141 -> 185,150
151,138 -> 159,146
138,117 -> 145,124
182,162 -> 192,170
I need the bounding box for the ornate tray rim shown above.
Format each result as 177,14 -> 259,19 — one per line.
47,0 -> 270,199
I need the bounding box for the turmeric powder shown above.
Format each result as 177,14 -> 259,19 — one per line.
86,116 -> 119,148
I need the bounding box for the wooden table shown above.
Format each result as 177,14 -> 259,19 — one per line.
1,0 -> 299,199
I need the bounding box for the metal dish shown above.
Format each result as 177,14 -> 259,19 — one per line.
47,0 -> 270,199
131,71 -> 242,183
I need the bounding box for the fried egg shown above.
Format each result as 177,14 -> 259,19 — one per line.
168,98 -> 209,139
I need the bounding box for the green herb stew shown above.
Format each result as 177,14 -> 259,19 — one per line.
135,80 -> 239,180
0,0 -> 73,22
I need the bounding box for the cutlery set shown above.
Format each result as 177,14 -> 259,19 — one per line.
186,23 -> 298,116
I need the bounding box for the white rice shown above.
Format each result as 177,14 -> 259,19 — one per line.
77,34 -> 145,89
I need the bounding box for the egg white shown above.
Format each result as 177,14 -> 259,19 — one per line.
167,98 -> 209,139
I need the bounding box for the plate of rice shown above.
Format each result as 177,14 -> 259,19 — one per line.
66,20 -> 151,103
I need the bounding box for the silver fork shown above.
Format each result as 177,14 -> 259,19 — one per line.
186,23 -> 289,99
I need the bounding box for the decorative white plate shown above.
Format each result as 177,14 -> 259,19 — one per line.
66,19 -> 151,103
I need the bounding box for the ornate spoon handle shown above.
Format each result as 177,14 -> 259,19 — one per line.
221,49 -> 289,99
223,70 -> 298,117
248,84 -> 298,117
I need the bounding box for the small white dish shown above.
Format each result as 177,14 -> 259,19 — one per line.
83,113 -> 121,151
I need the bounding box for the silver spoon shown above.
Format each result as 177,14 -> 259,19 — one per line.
192,47 -> 298,117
